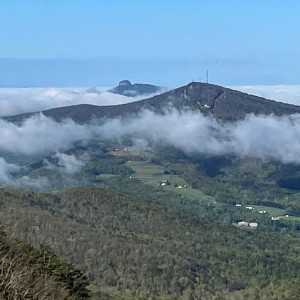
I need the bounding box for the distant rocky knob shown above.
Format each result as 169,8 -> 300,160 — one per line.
118,80 -> 132,86
110,80 -> 163,97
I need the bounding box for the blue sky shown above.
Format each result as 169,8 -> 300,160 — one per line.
1,0 -> 300,87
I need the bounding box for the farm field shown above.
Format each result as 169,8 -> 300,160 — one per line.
126,160 -> 212,202
251,205 -> 300,221
251,205 -> 285,216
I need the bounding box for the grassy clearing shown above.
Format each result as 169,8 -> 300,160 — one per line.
251,205 -> 284,216
165,185 -> 212,202
97,174 -> 119,179
251,205 -> 300,222
288,216 -> 300,221
126,161 -> 166,184
127,161 -> 212,202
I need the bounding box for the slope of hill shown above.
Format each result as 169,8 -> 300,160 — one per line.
4,82 -> 300,124
0,225 -> 90,299
1,82 -> 300,299
0,137 -> 299,234
0,187 -> 300,299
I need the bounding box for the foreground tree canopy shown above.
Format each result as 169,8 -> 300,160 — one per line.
0,188 -> 299,299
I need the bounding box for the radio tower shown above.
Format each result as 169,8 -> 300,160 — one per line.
206,60 -> 209,83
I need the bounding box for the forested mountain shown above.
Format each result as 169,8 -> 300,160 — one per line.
4,82 -> 300,124
0,188 -> 300,299
1,82 -> 300,299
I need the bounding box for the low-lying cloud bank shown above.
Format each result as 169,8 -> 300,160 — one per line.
44,152 -> 85,174
2,107 -> 300,188
232,85 -> 300,106
0,87 -> 162,117
2,84 -> 300,188
0,158 -> 20,184
0,110 -> 300,165
99,110 -> 300,164
0,114 -> 94,154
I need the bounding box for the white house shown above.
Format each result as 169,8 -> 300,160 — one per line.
238,221 -> 249,227
249,222 -> 258,229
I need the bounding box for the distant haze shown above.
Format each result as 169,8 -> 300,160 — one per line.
1,2 -> 300,86
232,85 -> 300,106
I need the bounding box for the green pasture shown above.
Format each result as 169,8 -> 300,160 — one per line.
126,161 -> 212,202
97,174 -> 118,179
251,205 -> 284,216
252,205 -> 300,221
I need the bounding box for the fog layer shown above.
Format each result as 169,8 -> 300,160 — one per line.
0,109 -> 300,164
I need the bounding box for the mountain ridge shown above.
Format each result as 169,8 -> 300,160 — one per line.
4,82 -> 300,124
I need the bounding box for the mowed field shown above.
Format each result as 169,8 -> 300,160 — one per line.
251,205 -> 300,221
126,161 -> 212,202
251,205 -> 285,216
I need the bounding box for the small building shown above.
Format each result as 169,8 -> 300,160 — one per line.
249,222 -> 258,229
238,221 -> 249,227
271,216 -> 282,221
159,180 -> 170,186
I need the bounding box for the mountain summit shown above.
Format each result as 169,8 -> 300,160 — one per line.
4,82 -> 300,124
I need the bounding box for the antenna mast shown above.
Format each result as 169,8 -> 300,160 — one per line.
217,60 -> 219,84
206,60 -> 209,83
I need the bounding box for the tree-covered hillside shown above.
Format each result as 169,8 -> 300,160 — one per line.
0,188 -> 299,299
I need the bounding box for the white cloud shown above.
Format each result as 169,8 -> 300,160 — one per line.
0,87 -> 163,117
4,84 -> 300,190
98,109 -> 300,164
0,114 -> 94,154
45,152 -> 84,174
231,85 -> 300,106
1,109 -> 300,164
0,158 -> 20,184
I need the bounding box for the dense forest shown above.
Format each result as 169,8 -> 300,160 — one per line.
0,188 -> 299,299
